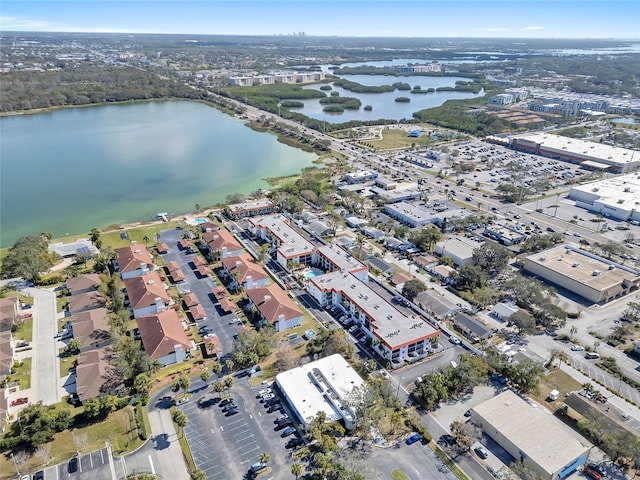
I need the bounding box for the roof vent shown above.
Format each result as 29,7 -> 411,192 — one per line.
608,265 -> 615,270
572,263 -> 579,268
592,270 -> 601,276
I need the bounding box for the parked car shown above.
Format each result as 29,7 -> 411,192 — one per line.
220,397 -> 234,407
222,402 -> 238,412
261,393 -> 275,402
464,409 -> 473,417
406,433 -> 421,445
275,414 -> 289,423
225,408 -> 239,416
281,426 -> 296,437
267,404 -> 282,414
10,397 -> 28,407
583,466 -> 603,480
474,446 -> 489,459
257,388 -> 272,397
33,471 -> 44,480
68,457 -> 79,473
585,352 -> 600,359
570,344 -> 585,351
286,436 -> 305,449
449,336 -> 461,345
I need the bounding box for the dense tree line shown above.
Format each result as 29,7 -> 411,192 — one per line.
413,96 -> 512,136
0,234 -> 57,281
0,66 -> 209,113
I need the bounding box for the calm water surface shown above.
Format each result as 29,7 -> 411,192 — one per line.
0,101 -> 316,246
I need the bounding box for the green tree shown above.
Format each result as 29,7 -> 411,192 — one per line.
402,279 -> 426,302
450,418 -> 474,451
453,263 -> 487,292
89,228 -> 101,244
291,462 -> 303,479
172,410 -> 188,437
472,242 -> 511,276
1,234 -> 57,281
213,381 -> 225,398
259,451 -> 271,465
63,339 -> 81,356
211,362 -> 222,377
190,469 -> 207,480
200,370 -> 211,385
178,375 -> 191,398
134,372 -> 152,397
224,376 -> 234,393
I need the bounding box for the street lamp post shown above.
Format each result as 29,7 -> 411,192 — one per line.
10,453 -> 19,477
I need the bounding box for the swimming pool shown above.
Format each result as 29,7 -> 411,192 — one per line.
304,270 -> 318,279
193,217 -> 208,224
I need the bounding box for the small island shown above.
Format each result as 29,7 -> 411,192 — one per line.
395,97 -> 411,103
364,105 -> 373,111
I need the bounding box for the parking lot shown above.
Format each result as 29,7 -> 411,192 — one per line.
40,446 -> 125,480
179,377 -> 304,480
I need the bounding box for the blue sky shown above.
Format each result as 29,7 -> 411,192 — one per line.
1,1 -> 638,38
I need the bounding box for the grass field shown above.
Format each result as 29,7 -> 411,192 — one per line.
529,368 -> 582,409
60,352 -> 79,377
7,357 -> 32,389
364,126 -> 439,150
0,406 -> 143,478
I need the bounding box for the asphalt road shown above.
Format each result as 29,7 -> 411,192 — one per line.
39,446 -> 125,480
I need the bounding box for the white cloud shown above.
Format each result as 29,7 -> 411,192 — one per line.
0,15 -> 53,31
0,15 -> 147,33
522,26 -> 545,31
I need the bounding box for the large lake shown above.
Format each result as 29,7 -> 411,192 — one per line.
0,101 -> 316,247
293,74 -> 484,123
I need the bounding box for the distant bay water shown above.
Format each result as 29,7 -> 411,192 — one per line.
0,101 -> 316,247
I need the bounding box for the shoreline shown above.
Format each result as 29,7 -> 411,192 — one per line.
1,97 -> 330,249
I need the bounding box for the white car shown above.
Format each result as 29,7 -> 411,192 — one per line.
570,345 -> 585,351
450,336 -> 461,345
258,388 -> 272,397
261,393 -> 275,402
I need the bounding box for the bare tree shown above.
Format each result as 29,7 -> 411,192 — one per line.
34,444 -> 52,466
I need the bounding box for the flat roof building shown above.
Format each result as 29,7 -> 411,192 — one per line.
569,173 -> 640,222
434,236 -> 483,266
509,133 -> 640,174
276,354 -> 365,431
249,215 -> 315,271
471,390 -> 592,480
524,244 -> 640,304
226,199 -> 274,219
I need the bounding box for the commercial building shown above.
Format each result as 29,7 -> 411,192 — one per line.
523,245 -> 640,304
434,236 -> 483,266
508,133 -> 640,174
484,223 -> 527,246
471,390 -> 592,480
276,354 -> 365,431
384,202 -> 434,227
345,169 -> 378,184
569,173 -> 640,222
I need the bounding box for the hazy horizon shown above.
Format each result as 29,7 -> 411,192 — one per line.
2,1 -> 638,39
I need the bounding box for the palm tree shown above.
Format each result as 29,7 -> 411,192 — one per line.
569,325 -> 577,341
291,462 -> 303,479
195,203 -> 201,213
259,452 -> 271,465
172,410 -> 188,438
142,235 -> 150,247
213,380 -> 225,398
225,359 -> 234,374
556,351 -> 569,368
224,376 -> 234,393
593,341 -> 600,352
200,370 -> 211,385
211,362 -> 222,378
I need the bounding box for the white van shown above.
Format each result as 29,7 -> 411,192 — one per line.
585,352 -> 600,359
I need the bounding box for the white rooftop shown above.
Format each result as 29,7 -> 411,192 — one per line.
49,238 -> 99,258
473,390 -> 591,476
276,354 -> 364,426
228,198 -> 272,213
570,173 -> 640,209
317,243 -> 367,273
251,214 -> 315,258
310,271 -> 438,349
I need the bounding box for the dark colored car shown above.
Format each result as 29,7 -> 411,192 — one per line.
225,408 -> 239,416
276,418 -> 293,428
219,397 -> 234,407
281,426 -> 296,437
267,404 -> 282,414
286,437 -> 305,449
265,397 -> 280,407
464,409 -> 473,417
406,434 -> 421,445
33,471 -> 44,480
68,457 -> 79,473
222,402 -> 238,412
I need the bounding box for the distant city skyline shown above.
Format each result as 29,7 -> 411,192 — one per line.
1,1 -> 638,39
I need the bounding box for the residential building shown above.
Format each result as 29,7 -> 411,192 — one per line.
67,274 -> 101,295
523,245 -> 640,304
308,271 -> 439,368
49,238 -> 99,258
136,309 -> 192,366
0,297 -> 19,332
0,331 -> 14,377
246,284 -> 304,332
113,245 -> 154,279
276,354 -> 365,431
76,347 -> 121,403
415,290 -> 459,319
471,390 -> 592,480
68,291 -> 106,315
202,230 -> 244,259
452,312 -> 492,342
166,261 -> 186,283
70,308 -> 111,352
123,272 -> 170,318
249,214 -> 315,272
221,254 -> 271,291
491,301 -> 520,321
226,199 -> 275,219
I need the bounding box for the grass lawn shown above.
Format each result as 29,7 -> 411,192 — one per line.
56,294 -> 69,314
367,126 -> 438,150
7,357 -> 32,389
13,316 -> 33,343
391,469 -> 410,480
98,221 -> 181,250
60,352 -> 79,377
0,406 -> 143,476
529,368 -> 582,409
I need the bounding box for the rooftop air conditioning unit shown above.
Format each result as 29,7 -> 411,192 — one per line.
592,270 -> 601,276
572,263 -> 579,267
